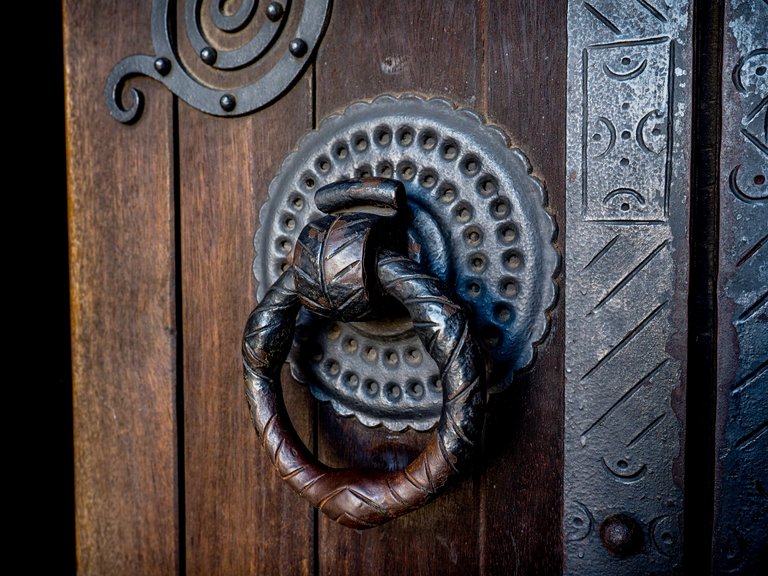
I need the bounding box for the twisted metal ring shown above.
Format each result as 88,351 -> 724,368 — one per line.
242,251 -> 485,528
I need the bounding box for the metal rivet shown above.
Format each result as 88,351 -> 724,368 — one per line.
154,57 -> 171,76
289,38 -> 308,58
220,94 -> 236,112
200,47 -> 217,65
266,2 -> 284,21
599,514 -> 643,556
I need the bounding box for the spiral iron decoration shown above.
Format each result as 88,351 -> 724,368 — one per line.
105,0 -> 331,123
242,179 -> 486,528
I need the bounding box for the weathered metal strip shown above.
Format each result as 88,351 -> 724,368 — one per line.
564,1 -> 692,573
713,2 -> 768,573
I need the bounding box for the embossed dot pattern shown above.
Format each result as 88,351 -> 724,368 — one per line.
254,95 -> 558,431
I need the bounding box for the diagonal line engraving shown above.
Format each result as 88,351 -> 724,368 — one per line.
742,128 -> 768,155
318,486 -> 348,510
583,234 -> 621,271
627,413 -> 667,448
244,323 -> 274,340
335,286 -> 365,311
381,273 -> 436,289
738,290 -> 768,322
330,259 -> 360,283
404,469 -> 430,494
348,488 -> 391,516
732,358 -> 768,396
582,359 -> 669,438
325,234 -> 361,261
636,0 -> 668,22
581,301 -> 668,381
590,240 -> 669,314
299,472 -> 328,497
736,233 -> 768,268
281,465 -> 307,481
745,95 -> 767,123
584,2 -> 622,34
295,237 -> 315,259
386,478 -> 409,507
735,420 -> 768,451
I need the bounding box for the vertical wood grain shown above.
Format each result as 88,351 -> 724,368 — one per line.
483,1 -> 566,574
483,1 -> 567,574
65,1 -> 179,574
178,73 -> 316,575
314,2 -> 484,574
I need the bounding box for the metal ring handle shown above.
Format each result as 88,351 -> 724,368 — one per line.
242,250 -> 486,529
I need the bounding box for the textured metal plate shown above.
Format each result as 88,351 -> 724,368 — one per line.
253,95 -> 559,431
564,1 -> 692,573
712,2 -> 768,573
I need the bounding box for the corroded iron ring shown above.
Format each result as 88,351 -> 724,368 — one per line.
242,250 -> 486,528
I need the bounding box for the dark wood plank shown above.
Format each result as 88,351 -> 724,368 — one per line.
483,1 -> 566,574
64,1 -> 179,574
315,0 -> 482,109
314,1 -> 484,574
179,71 -> 316,574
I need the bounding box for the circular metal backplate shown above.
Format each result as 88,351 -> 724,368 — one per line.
253,94 -> 559,431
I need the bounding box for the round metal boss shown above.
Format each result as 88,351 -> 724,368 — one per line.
253,94 -> 559,431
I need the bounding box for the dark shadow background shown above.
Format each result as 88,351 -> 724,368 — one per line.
36,3 -> 75,574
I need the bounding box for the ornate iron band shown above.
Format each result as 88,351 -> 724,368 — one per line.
563,1 -> 693,573
243,234 -> 486,528
253,94 -> 559,431
105,0 -> 331,122
712,2 -> 767,573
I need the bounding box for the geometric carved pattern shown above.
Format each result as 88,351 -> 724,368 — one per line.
564,1 -> 692,573
712,1 -> 768,573
584,38 -> 673,221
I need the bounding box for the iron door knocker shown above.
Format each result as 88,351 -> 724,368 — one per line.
243,95 -> 559,528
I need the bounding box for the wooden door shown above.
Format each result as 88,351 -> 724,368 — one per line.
62,1 -> 767,575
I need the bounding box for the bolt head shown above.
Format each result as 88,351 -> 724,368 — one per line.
220,94 -> 236,112
200,47 -> 217,65
289,38 -> 308,58
600,514 -> 643,556
266,2 -> 284,21
153,57 -> 171,76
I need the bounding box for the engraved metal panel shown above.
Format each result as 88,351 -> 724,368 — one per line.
564,1 -> 692,573
713,2 -> 768,574
584,37 -> 673,222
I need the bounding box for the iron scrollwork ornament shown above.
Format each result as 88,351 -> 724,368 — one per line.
242,178 -> 486,528
105,0 -> 331,123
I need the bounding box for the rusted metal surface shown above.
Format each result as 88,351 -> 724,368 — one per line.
564,1 -> 693,573
253,94 -> 559,431
713,1 -> 768,573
